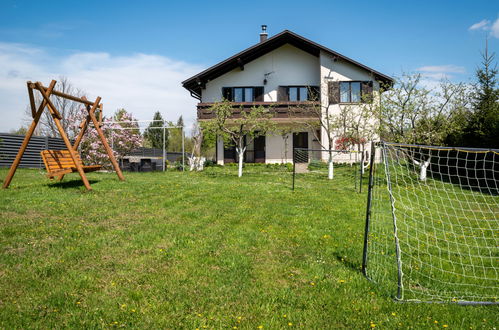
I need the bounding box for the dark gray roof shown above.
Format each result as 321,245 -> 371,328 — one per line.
182,30 -> 394,98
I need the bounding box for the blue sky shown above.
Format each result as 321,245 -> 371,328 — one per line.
0,0 -> 498,131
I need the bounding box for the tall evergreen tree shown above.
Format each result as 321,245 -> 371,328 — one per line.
176,115 -> 184,128
461,40 -> 499,148
144,111 -> 168,149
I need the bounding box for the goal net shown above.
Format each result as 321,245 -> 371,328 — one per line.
363,142 -> 498,304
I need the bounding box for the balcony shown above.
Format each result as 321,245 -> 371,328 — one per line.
197,101 -> 320,120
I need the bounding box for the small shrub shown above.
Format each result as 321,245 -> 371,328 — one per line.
204,159 -> 217,167
173,161 -> 184,171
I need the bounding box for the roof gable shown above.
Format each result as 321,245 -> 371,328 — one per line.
182,30 -> 393,98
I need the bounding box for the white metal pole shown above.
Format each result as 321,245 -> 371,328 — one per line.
162,127 -> 166,172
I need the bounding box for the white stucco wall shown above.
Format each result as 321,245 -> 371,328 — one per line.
266,133 -> 292,164
202,44 -> 320,103
319,50 -> 380,163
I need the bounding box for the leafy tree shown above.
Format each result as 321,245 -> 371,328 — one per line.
202,100 -> 275,177
144,111 -> 167,149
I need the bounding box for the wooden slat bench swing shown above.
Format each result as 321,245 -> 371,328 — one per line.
41,150 -> 102,181
2,79 -> 125,191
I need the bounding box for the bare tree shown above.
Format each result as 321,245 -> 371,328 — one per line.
294,82 -> 343,179
380,73 -> 471,145
23,77 -> 86,139
380,73 -> 472,180
189,121 -> 204,171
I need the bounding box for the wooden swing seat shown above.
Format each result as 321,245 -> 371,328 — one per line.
41,150 -> 101,179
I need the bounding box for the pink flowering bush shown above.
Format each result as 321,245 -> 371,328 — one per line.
70,108 -> 142,169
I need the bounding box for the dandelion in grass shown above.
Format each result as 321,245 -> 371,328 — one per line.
338,279 -> 345,284
310,282 -> 315,286
370,321 -> 376,328
288,322 -> 293,326
258,326 -> 263,329
443,325 -> 448,328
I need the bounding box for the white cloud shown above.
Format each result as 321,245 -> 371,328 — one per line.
469,19 -> 490,31
491,18 -> 499,38
416,65 -> 466,81
468,17 -> 499,38
417,65 -> 466,74
0,42 -> 203,133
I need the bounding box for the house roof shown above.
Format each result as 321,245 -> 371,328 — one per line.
182,30 -> 394,98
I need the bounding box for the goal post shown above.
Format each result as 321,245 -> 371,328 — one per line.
363,141 -> 499,304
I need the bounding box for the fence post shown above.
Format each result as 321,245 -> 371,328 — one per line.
362,141 -> 377,276
292,148 -> 296,191
359,151 -> 364,193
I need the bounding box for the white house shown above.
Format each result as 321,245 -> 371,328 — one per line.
182,26 -> 393,165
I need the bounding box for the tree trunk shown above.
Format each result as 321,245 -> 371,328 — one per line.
236,146 -> 246,178
420,157 -> 431,181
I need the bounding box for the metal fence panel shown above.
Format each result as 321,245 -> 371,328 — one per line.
0,133 -> 70,169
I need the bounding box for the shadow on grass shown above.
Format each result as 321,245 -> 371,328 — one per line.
46,179 -> 99,189
334,253 -> 362,274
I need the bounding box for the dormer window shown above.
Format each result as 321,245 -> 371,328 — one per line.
222,87 -> 264,102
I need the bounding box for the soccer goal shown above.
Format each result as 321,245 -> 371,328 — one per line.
362,142 -> 498,304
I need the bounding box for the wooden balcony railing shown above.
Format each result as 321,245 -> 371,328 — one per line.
197,101 -> 320,120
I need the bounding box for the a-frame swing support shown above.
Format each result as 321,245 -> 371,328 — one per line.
2,80 -> 125,191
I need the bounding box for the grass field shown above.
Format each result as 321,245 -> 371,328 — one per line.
0,166 -> 497,328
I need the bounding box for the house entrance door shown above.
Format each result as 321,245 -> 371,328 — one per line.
293,132 -> 308,163
254,135 -> 265,163
224,145 -> 237,163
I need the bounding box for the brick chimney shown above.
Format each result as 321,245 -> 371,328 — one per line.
260,25 -> 268,42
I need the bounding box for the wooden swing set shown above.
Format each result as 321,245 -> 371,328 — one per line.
2,80 -> 125,191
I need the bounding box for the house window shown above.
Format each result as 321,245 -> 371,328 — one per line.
279,86 -> 320,101
288,87 -> 308,101
222,87 -> 263,102
340,82 -> 361,103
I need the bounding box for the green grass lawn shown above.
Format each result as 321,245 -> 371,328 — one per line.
0,167 -> 497,328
